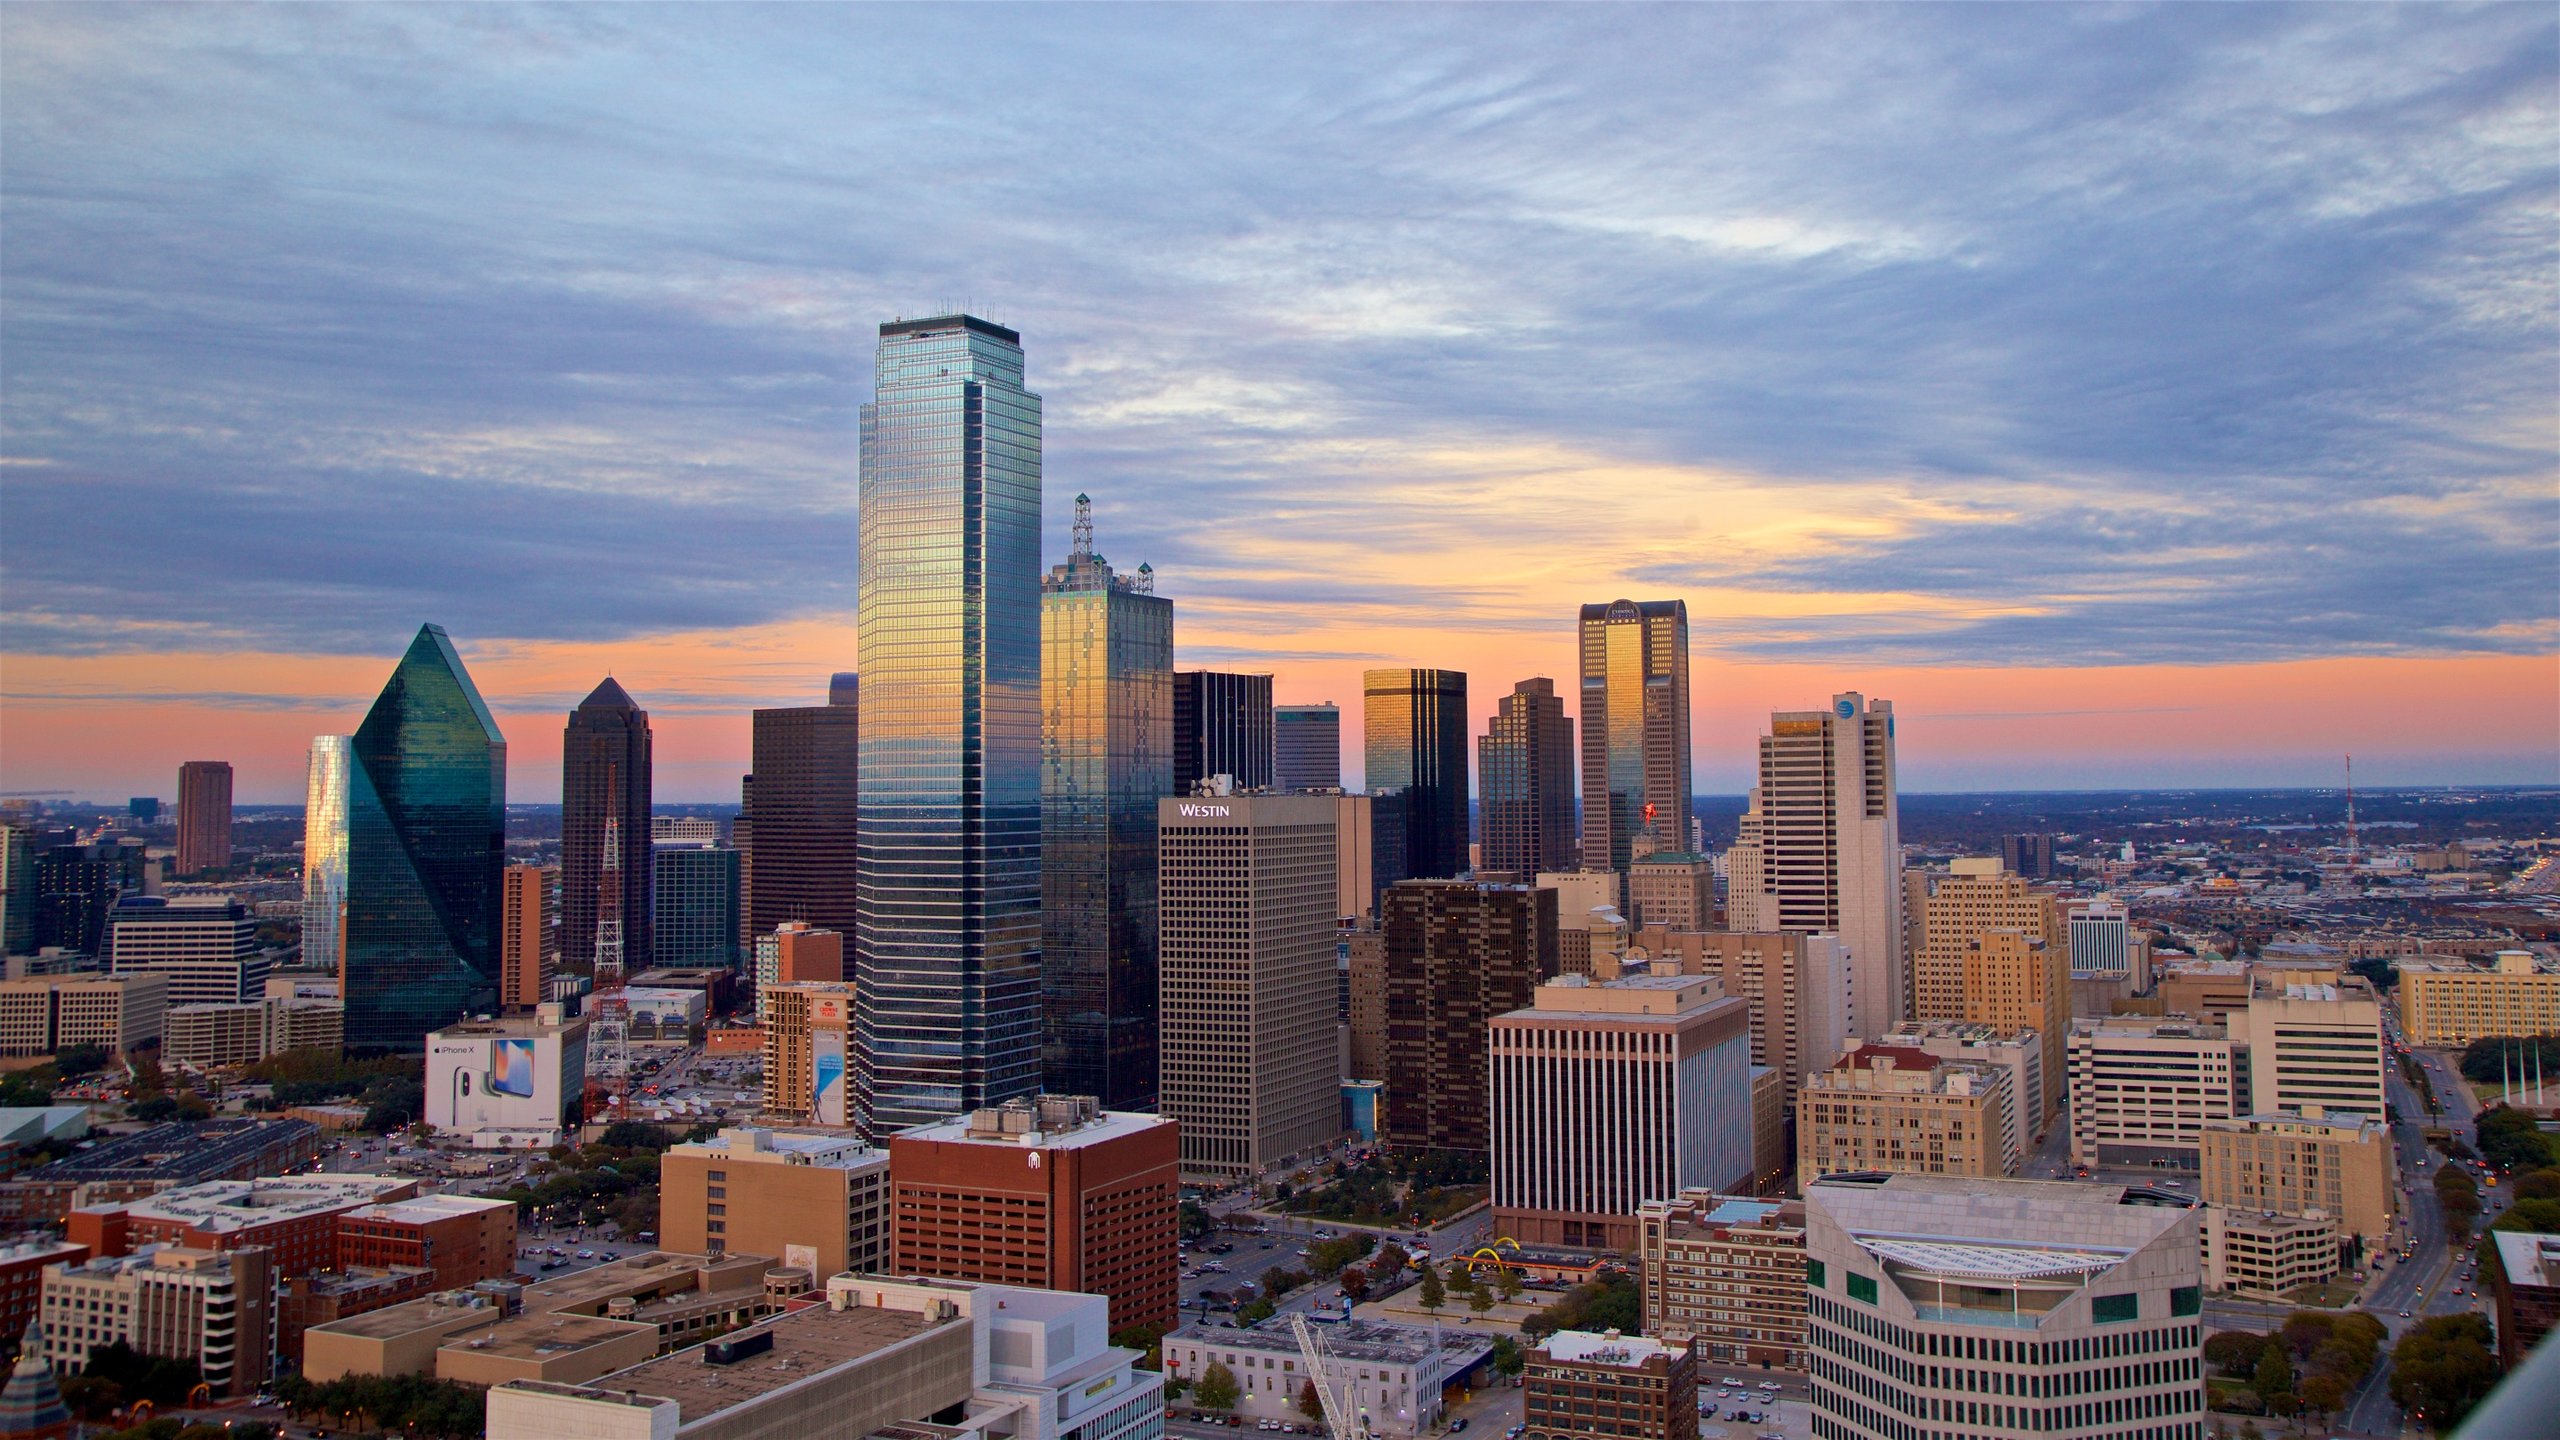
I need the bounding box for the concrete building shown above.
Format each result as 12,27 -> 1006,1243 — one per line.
1797,1044 -> 2015,1180
660,1127 -> 889,1279
426,1009 -> 588,1143
0,973 -> 166,1058
889,1095 -> 1179,1334
39,1244 -> 273,1396
1878,1019 -> 2046,1157
1617,929 -> 1851,1112
162,992 -> 344,1068
2229,974 -> 2386,1122
1636,1191 -> 1807,1369
2398,951 -> 2560,1047
2066,1015 -> 2243,1170
104,895 -> 266,1006
1539,869 -> 1626,978
1490,975 -> 1753,1250
1910,858 -> 2063,1024
1523,1329 -> 1697,1440
759,981 -> 852,1124
1962,929 -> 2069,1122
1999,832 -> 2056,881
1346,928 -> 1386,1081
1157,794 -> 1341,1181
2198,1112 -> 2395,1245
498,864 -> 556,1013
517,1250 -> 783,1355
1275,702 -> 1341,792
1480,677 -> 1577,878
2066,897 -> 2136,980
1802,1172 -> 2205,1440
1329,793 -> 1392,925
0,1239 -> 86,1347
1725,695 -> 1903,1040
2488,1230 -> 2560,1370
1577,599 -> 1693,876
2154,959 -> 2253,1025
1164,1315 -> 1489,1438
2203,1210 -> 2341,1297
334,1193 -> 521,1291
1381,879 -> 1559,1155
1627,852 -> 1714,931
754,919 -> 844,1005
174,761 -> 233,876
1749,1065 -> 1787,1191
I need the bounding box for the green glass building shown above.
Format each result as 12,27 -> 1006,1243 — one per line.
1362,668 -> 1471,880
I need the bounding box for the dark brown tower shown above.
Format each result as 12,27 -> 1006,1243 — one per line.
739,676 -> 860,949
561,678 -> 652,973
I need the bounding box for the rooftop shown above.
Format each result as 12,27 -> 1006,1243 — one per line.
440,1311 -> 655,1363
114,1174 -> 408,1232
313,1290 -> 513,1341
522,1252 -> 771,1315
898,1097 -> 1167,1151
1806,1174 -> 2198,1255
671,1128 -> 884,1170
343,1193 -> 517,1226
587,1301 -> 945,1418
2493,1231 -> 2560,1288
1539,1330 -> 1682,1366
1176,1316 -> 1486,1367
28,1118 -> 317,1182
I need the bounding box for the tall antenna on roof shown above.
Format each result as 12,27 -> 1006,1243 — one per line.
1073,493 -> 1094,561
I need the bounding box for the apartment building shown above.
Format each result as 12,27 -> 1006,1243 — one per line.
1523,1329 -> 1698,1440
1636,1191 -> 1807,1369
39,1244 -> 275,1397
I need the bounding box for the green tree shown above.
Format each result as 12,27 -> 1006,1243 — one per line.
1467,1282 -> 1493,1314
2297,1373 -> 2346,1427
1194,1360 -> 1241,1413
2251,1340 -> 2294,1417
598,1120 -> 677,1151
1299,1379 -> 1325,1422
2514,1167 -> 2560,1201
1418,1264 -> 1446,1316
2205,1329 -> 2270,1376
2389,1314 -> 2499,1432
54,1043 -> 109,1078
1496,1265 -> 1523,1303
1490,1334 -> 1525,1378
1111,1323 -> 1164,1370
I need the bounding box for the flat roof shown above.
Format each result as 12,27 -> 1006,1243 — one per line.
522,1252 -> 769,1314
2493,1231 -> 2560,1288
119,1174 -> 406,1231
34,1118 -> 317,1181
591,1302 -> 945,1417
440,1311 -> 653,1361
313,1293 -> 506,1341
344,1193 -> 516,1225
1174,1317 -> 1482,1367
895,1108 -> 1166,1151
1541,1330 -> 1681,1364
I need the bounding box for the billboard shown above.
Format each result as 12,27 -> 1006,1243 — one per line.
426,1026 -> 579,1133
491,1038 -> 538,1098
812,1027 -> 847,1126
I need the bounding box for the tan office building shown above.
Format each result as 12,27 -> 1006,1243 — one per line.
759,982 -> 852,1123
1628,852 -> 1714,931
1345,928 -> 1386,1081
2399,951 -> 2560,1047
1796,1044 -> 2013,1179
1637,1190 -> 1808,1369
1910,858 -> 2063,1022
1961,929 -> 2069,1122
1614,928 -> 1850,1109
660,1127 -> 889,1277
499,865 -> 556,1013
2230,975 -> 2386,1122
0,972 -> 167,1057
1877,1019 -> 2045,1156
2155,959 -> 2253,1024
2199,1111 -> 2395,1245
2067,1015 -> 2243,1168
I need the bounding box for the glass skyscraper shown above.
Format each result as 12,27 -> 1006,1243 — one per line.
1478,677 -> 1576,875
1039,495 -> 1172,1108
342,624 -> 506,1050
1274,703 -> 1342,791
653,840 -> 741,969
1362,668 -> 1470,880
1577,599 -> 1693,873
856,314 -> 1044,1134
1172,671 -> 1273,793
301,735 -> 352,974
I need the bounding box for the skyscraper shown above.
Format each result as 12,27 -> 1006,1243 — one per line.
1039,495 -> 1173,1109
1478,677 -> 1575,876
1362,668 -> 1469,879
1274,703 -> 1341,791
1380,879 -> 1559,1155
1577,600 -> 1692,874
652,840 -> 740,970
300,738 -> 351,975
498,864 -> 555,1011
856,314 -> 1043,1135
0,823 -> 31,958
562,679 -> 653,977
175,762 -> 233,876
342,624 -> 506,1050
1727,694 -> 1902,1040
739,678 -> 861,949
1172,671 -> 1273,793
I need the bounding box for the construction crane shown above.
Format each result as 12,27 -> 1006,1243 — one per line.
1289,1312 -> 1369,1440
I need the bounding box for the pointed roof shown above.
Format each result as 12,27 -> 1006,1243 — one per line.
0,1321 -> 69,1437
358,623 -> 505,751
577,676 -> 637,712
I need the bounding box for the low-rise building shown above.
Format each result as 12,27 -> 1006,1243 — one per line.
0,973 -> 167,1058
1636,1191 -> 1806,1369
1164,1316 -> 1489,1437
2488,1230 -> 2560,1370
2066,1015 -> 2243,1169
279,1264 -> 440,1363
2203,1209 -> 2339,1297
1797,1043 -> 2015,1180
161,994 -> 345,1068
38,1244 -> 274,1396
0,1239 -> 85,1344
2399,951 -> 2560,1047
67,1174 -> 418,1279
426,1008 -> 588,1144
659,1127 -> 889,1279
335,1193 -> 521,1291
1524,1329 -> 1696,1440
0,1118 -> 321,1228
103,895 -> 267,1006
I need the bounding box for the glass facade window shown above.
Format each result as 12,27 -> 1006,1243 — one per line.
855,315 -> 1044,1134
1478,677 -> 1575,875
1362,669 -> 1469,880
1577,599 -> 1692,873
301,736 -> 352,974
654,843 -> 742,969
2091,1292 -> 2139,1323
1274,704 -> 1341,792
1846,1272 -> 1878,1305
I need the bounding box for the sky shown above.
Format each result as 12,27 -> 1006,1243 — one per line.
3,3 -> 2555,804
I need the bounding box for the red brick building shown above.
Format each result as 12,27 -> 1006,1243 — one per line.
0,1239 -> 85,1342
66,1175 -> 418,1279
889,1095 -> 1177,1333
333,1195 -> 519,1291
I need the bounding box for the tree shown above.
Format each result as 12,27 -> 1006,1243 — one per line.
598,1120 -> 675,1151
1496,1265 -> 1523,1303
1341,1266 -> 1371,1300
1194,1361 -> 1241,1413
1490,1334 -> 1525,1378
2251,1340 -> 2295,1418
1417,1264 -> 1446,1316
2297,1373 -> 2346,1426
1298,1379 -> 1325,1422
2514,1167 -> 2560,1201
1467,1282 -> 1493,1314
2206,1329 -> 2271,1376
54,1043 -> 109,1078
1111,1323 -> 1164,1370
2389,1314 -> 2498,1431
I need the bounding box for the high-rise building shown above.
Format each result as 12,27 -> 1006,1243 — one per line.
1173,671 -> 1273,794
2000,832 -> 2058,880
888,1095 -> 1179,1334
1039,496 -> 1173,1110
739,680 -> 861,951
856,314 -> 1044,1136
1275,703 -> 1341,791
300,737 -> 352,975
342,624 -> 506,1050
1490,975 -> 1753,1249
1362,668 -> 1469,880
760,982 -> 853,1124
1796,1043 -> 2016,1179
1802,1172 -> 2205,1440
104,895 -> 266,1006
1911,858 -> 2064,1024
1478,677 -> 1575,877
1380,879 -> 1558,1155
32,838 -> 146,957
2066,1015 -> 2243,1169
661,1127 -> 890,1276
174,761 -> 233,876
1577,600 -> 1692,874
1156,794 -> 1341,1180
2229,973 -> 2386,1122
1726,694 -> 1902,1040
652,840 -> 740,971
756,920 -> 845,997
1961,930 -> 2070,1123
1539,869 -> 1626,978
1638,1191 -> 1808,1369
1627,852 -> 1713,930
0,823 -> 32,958
561,679 -> 653,977
497,865 -> 555,1013
2066,896 -> 2133,978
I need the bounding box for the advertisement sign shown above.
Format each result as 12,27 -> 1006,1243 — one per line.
812,1028 -> 847,1126
491,1038 -> 538,1098
427,1028 -> 572,1133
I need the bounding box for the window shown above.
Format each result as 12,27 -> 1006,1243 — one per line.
1847,1273 -> 1877,1305
2091,1293 -> 2138,1324
2170,1286 -> 2200,1317
1806,1258 -> 1826,1289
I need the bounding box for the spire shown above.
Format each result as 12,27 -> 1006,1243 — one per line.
577,676 -> 638,712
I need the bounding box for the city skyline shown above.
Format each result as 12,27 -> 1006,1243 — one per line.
3,5 -> 2555,801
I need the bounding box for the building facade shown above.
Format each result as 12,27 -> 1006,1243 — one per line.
1380,880 -> 1558,1155
175,761 -> 233,876
1910,859 -> 2064,1027
2397,951 -> 2560,1047
759,983 -> 853,1124
1619,928 -> 1852,1112
2197,1112 -> 2394,1245
1523,1330 -> 1698,1440
497,865 -> 556,1013
0,973 -> 167,1058
1874,1020 -> 2046,1159
1163,1317 -> 1487,1438
561,679 -> 653,977
2066,1016 -> 2243,1169
1173,671 -> 1273,794
1637,1191 -> 1808,1368
1478,677 -> 1576,877
856,314 -> 1045,1136
651,840 -> 740,970
301,736 -> 353,976
1274,703 -> 1341,791
1362,669 -> 1469,880
660,1127 -> 889,1279
105,895 -> 266,1006
1628,853 -> 1713,931
739,679 -> 861,953
1797,1045 -> 2015,1180
40,1245 -> 275,1396
1577,599 -> 1693,875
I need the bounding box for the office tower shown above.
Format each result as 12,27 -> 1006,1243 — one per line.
652,815 -> 721,844
1524,1332 -> 1697,1440
1578,600 -> 1693,874
1362,668 -> 1468,880
1156,794 -> 1341,1180
661,1127 -> 890,1275
300,737 -> 351,975
0,823 -> 32,957
1379,879 -> 1558,1155
1172,670 -> 1272,793
1538,869 -> 1624,977
1490,974 -> 1752,1249
1802,1173 -> 2205,1440
1039,495 -> 1173,1109
889,1094 -> 1180,1333
2229,972 -> 2386,1121
32,838 -> 145,956
174,761 -> 233,876
1621,929 -> 1851,1112
104,895 -> 266,1006
760,982 -> 853,1123
1726,694 -> 1902,1039
561,678 -> 653,976
1345,928 -> 1387,1079
1638,1191 -> 1809,1369
1627,851 -> 1713,930
2066,895 -> 2131,977
1330,794 -> 1378,924
2396,950 -> 2560,1046
2199,1112 -> 2395,1245
2066,1015 -> 2242,1168
1877,1019 -> 2044,1159
652,840 -> 741,970
127,797 -> 161,824
1797,1043 -> 2016,1178
1478,677 -> 1575,876
856,314 -> 1044,1136
497,865 -> 555,1012
2000,831 -> 2057,880
740,680 -> 861,949
1956,930 -> 2069,1122
1911,858 -> 2064,1022
1274,703 -> 1341,791
342,624 -> 506,1050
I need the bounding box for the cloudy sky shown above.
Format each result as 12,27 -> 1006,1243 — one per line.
4,2 -> 2554,802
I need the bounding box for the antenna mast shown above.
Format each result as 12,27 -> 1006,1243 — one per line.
2345,754 -> 2358,875
587,765 -> 631,1121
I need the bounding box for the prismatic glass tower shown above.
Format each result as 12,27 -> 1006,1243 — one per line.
1578,598 -> 1693,872
856,314 -> 1044,1134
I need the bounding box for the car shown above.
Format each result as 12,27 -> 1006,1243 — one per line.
1700,1408 -> 1717,1420
2401,1309 -> 2414,1317
577,1250 -> 597,1259
1507,1427 -> 1525,1438
1723,1378 -> 1747,1388
1297,1248 -> 1313,1257
1450,1421 -> 1468,1433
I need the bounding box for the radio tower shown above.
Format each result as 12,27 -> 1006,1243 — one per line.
586,767 -> 631,1120
2345,754 -> 2359,874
